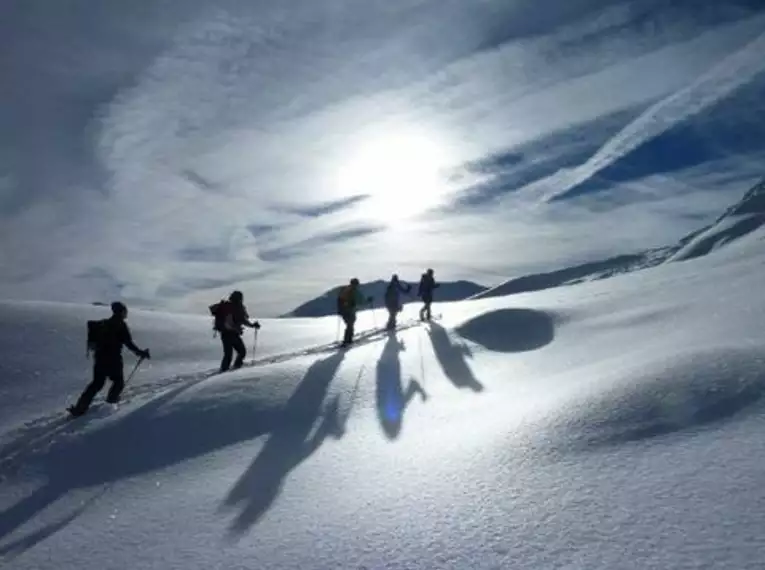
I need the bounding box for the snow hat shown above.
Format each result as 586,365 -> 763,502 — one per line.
350,278 -> 360,286
229,290 -> 244,302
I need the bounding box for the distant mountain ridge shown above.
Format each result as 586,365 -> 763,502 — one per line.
284,278 -> 487,318
668,176 -> 765,261
472,176 -> 765,300
284,177 -> 764,312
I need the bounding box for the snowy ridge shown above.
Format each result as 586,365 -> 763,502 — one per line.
469,247 -> 673,300
473,175 -> 764,300
670,176 -> 765,261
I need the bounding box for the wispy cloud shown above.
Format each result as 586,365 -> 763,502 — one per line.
259,226 -> 383,263
276,195 -> 370,218
512,16 -> 765,203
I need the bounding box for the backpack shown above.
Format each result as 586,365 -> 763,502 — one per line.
384,283 -> 396,305
86,319 -> 108,356
209,300 -> 231,332
337,285 -> 355,313
418,273 -> 433,297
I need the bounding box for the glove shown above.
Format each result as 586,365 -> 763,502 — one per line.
253,321 -> 261,329
139,349 -> 151,360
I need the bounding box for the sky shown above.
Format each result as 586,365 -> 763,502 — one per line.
1,0 -> 764,316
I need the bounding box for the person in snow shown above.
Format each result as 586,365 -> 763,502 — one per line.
337,278 -> 372,346
209,290 -> 261,373
384,274 -> 411,330
418,268 -> 439,321
68,301 -> 151,417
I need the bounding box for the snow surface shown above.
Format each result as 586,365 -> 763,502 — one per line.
2,240 -> 765,569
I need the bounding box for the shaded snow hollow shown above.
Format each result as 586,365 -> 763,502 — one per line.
1,239 -> 765,569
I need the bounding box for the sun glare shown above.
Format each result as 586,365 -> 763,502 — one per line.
334,126 -> 453,223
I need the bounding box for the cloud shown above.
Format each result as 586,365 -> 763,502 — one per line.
2,0 -> 765,316
247,224 -> 278,238
177,245 -> 231,263
512,15 -> 765,203
443,107 -> 641,210
276,195 -> 370,218
258,225 -> 383,263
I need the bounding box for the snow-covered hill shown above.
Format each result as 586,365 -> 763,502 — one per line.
670,176 -> 765,261
284,278 -> 486,318
2,234 -> 764,569
473,175 -> 764,300
469,248 -> 673,300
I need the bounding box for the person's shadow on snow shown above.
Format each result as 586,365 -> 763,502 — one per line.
427,322 -> 484,392
376,334 -> 427,440
221,351 -> 345,537
0,372 -> 274,554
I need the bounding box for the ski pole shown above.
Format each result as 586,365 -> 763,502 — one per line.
252,328 -> 259,365
125,356 -> 145,386
370,299 -> 377,329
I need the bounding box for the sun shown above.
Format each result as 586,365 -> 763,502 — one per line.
333,125 -> 453,223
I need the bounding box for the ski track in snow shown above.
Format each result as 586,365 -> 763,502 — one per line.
0,316 -> 437,479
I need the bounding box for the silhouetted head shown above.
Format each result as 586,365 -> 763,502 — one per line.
391,274 -> 399,282
229,290 -> 244,303
111,301 -> 128,320
427,268 -> 434,275
350,278 -> 360,287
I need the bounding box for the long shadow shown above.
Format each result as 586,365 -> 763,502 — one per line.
375,335 -> 427,440
0,373 -> 277,548
221,351 -> 346,536
0,364 -> 229,477
427,323 -> 484,392
455,309 -> 555,353
0,487 -> 105,559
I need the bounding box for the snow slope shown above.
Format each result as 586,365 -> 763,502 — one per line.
670,177 -> 765,261
2,241 -> 765,569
